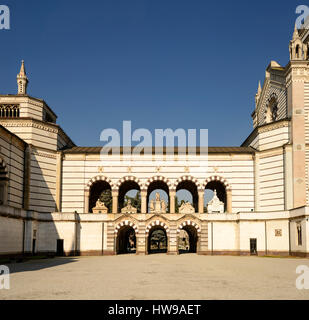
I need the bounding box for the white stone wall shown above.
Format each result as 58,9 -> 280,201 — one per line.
61,153 -> 254,213
29,148 -> 57,213
0,215 -> 23,255
258,151 -> 285,212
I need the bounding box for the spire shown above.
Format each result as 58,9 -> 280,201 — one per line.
18,60 -> 26,77
17,60 -> 28,95
292,24 -> 299,40
257,81 -> 262,95
255,81 -> 262,107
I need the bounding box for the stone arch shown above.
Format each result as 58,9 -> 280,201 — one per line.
145,219 -> 170,234
146,219 -> 169,254
85,175 -> 114,191
202,175 -> 231,191
85,175 -> 114,213
264,92 -> 278,123
176,220 -> 200,254
114,176 -> 142,190
176,220 -> 201,233
173,175 -> 200,190
114,219 -> 139,234
115,176 -> 142,212
174,175 -> 200,212
144,176 -> 172,190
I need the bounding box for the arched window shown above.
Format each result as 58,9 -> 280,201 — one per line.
89,180 -> 112,213
296,45 -> 300,59
265,95 -> 278,124
205,180 -> 227,213
0,105 -> 20,118
147,180 -> 169,213
118,180 -> 141,213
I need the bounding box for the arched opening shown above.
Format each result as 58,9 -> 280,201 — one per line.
296,44 -> 300,58
116,226 -> 136,254
266,97 -> 278,123
0,159 -> 8,205
178,225 -> 198,254
147,180 -> 169,213
89,180 -> 112,213
205,180 -> 226,212
118,180 -> 141,213
147,226 -> 168,254
175,180 -> 198,212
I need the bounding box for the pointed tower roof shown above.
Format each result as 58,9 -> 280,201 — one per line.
18,60 -> 27,78
292,24 -> 299,40
257,81 -> 262,95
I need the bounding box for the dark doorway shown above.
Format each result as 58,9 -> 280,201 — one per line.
178,226 -> 198,254
148,227 -> 167,254
250,238 -> 257,255
56,239 -> 64,256
116,226 -> 136,254
32,239 -> 36,255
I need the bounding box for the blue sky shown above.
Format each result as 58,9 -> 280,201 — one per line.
0,0 -> 298,146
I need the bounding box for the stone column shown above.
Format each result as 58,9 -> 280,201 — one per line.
136,224 -> 146,255
169,190 -> 176,213
141,190 -> 147,213
112,190 -> 118,213
167,222 -> 178,255
84,190 -> 89,213
226,189 -> 232,213
198,190 -> 204,213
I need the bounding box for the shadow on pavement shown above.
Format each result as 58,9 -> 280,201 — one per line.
3,257 -> 78,274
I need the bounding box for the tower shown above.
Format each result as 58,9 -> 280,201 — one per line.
289,24 -> 308,61
16,60 -> 28,95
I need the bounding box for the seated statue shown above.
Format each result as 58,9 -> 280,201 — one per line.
207,190 -> 224,213
179,201 -> 195,214
92,198 -> 108,213
121,199 -> 137,214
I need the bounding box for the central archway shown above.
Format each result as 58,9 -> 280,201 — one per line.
147,226 -> 168,254
178,225 -> 198,254
116,225 -> 136,254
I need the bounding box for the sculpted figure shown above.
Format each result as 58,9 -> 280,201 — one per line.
207,189 -> 224,213
179,201 -> 195,214
92,198 -> 108,213
121,199 -> 137,214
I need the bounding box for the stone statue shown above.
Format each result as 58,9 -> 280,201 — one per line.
149,199 -> 155,212
179,201 -> 195,214
207,190 -> 224,213
149,192 -> 167,214
92,198 -> 108,214
121,199 -> 137,214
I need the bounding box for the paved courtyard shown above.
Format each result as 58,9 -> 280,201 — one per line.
1,254 -> 309,300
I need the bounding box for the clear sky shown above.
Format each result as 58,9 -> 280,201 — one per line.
0,0 -> 299,147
